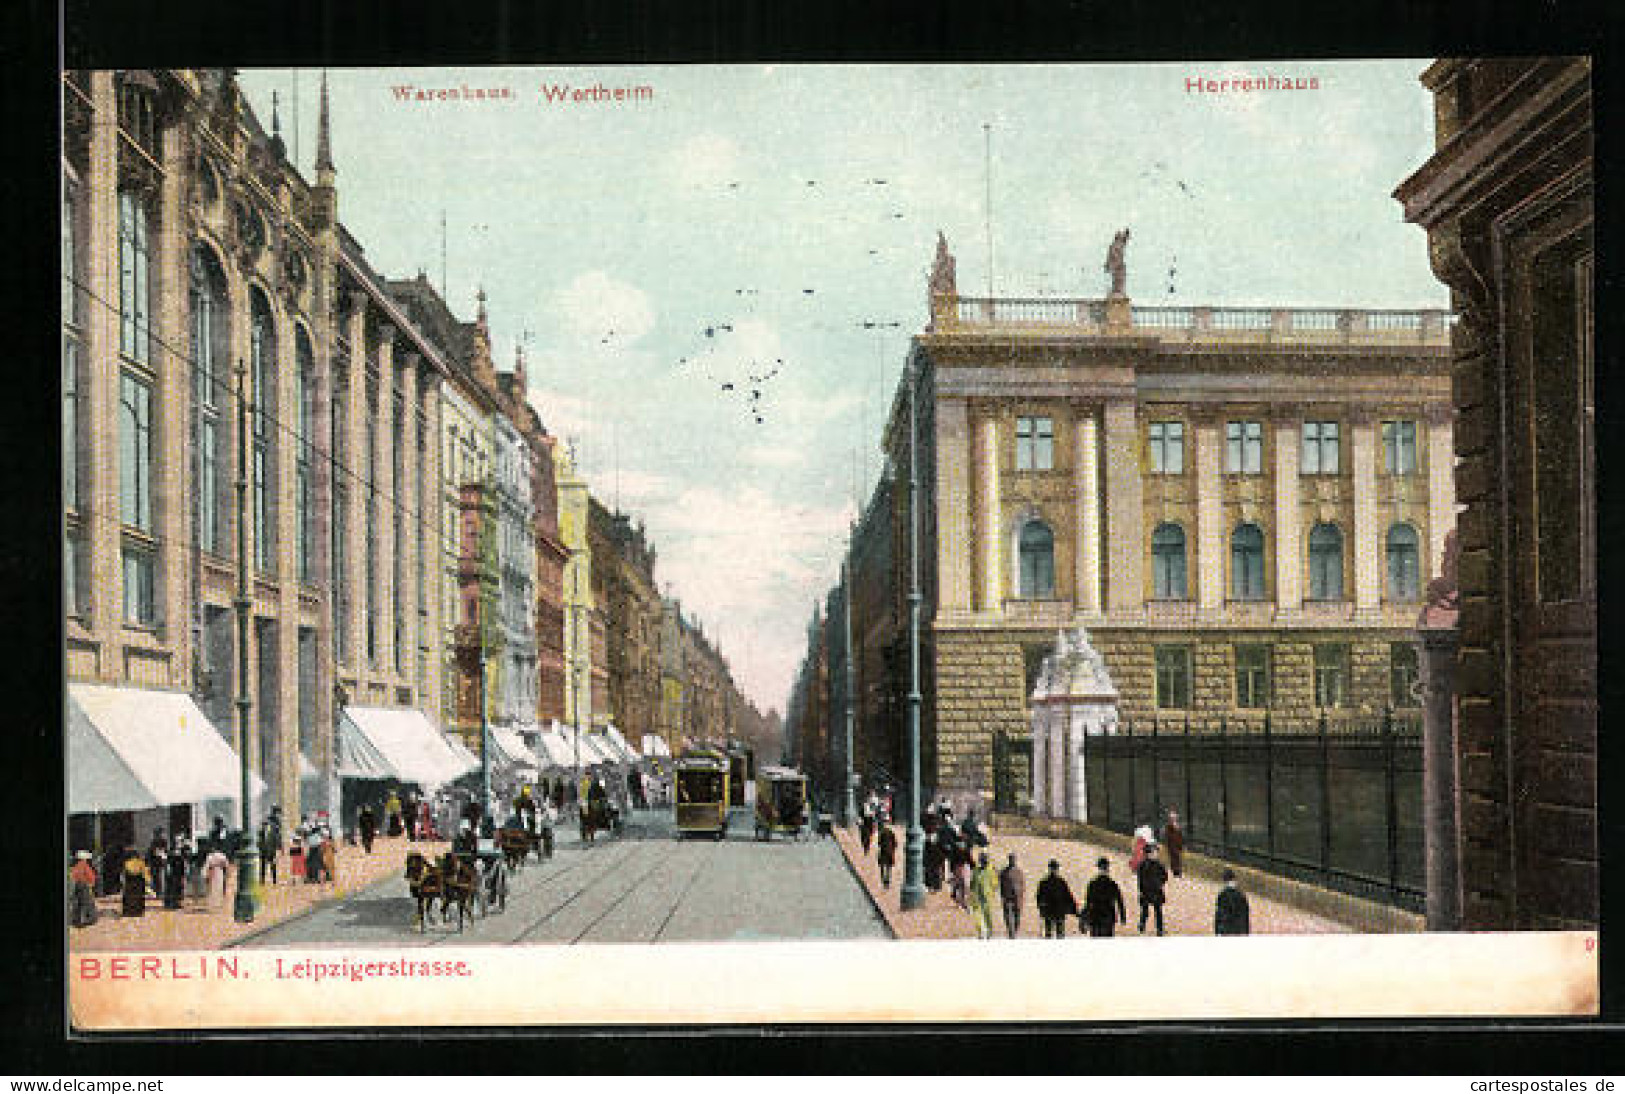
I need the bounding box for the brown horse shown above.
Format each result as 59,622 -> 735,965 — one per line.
498,827 -> 532,872
438,853 -> 477,931
404,852 -> 443,933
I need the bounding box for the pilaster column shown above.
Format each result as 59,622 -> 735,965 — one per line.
274,301 -> 301,817
400,352 -> 422,700
1030,706 -> 1047,815
1273,412 -> 1303,617
934,397 -> 972,612
973,410 -> 1000,612
375,326 -> 397,681
1073,406 -> 1101,615
156,109 -> 190,681
1351,413 -> 1380,616
1425,405 -> 1455,580
309,259 -> 335,814
343,292 -> 368,672
1194,413 -> 1224,615
1102,398 -> 1144,619
86,71 -> 121,651
422,376 -> 444,720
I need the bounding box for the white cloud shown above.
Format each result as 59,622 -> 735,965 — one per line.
666,133 -> 743,189
553,270 -> 655,348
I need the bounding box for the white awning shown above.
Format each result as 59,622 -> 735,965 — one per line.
640,734 -> 673,759
68,683 -> 264,813
340,707 -> 475,788
604,725 -> 641,762
336,713 -> 395,779
445,733 -> 480,771
531,725 -> 578,770
582,731 -> 622,765
494,725 -> 543,769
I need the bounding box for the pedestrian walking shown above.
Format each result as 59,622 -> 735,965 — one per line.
185,835 -> 207,899
69,851 -> 98,928
204,845 -> 230,911
922,823 -> 945,891
386,790 -> 403,838
1128,822 -> 1154,872
98,845 -> 122,898
859,810 -> 875,856
960,810 -> 989,850
304,824 -> 325,883
163,839 -> 188,910
358,804 -> 378,854
949,842 -> 973,909
1082,857 -> 1127,938
1136,843 -> 1169,935
149,843 -> 171,910
120,847 -> 149,918
1162,810 -> 1185,877
969,852 -> 1000,939
1214,868 -> 1251,936
998,854 -> 1025,938
319,825 -> 338,883
876,824 -> 897,888
257,817 -> 281,886
1034,860 -> 1078,938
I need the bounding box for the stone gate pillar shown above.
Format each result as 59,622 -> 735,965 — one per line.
1029,626 -> 1119,821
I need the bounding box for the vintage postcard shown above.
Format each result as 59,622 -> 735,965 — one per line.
60,57 -> 1596,1030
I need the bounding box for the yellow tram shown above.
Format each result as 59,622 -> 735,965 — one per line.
674,750 -> 729,840
753,765 -> 809,841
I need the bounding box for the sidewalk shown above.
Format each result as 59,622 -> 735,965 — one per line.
68,835 -> 448,952
834,823 -> 1355,940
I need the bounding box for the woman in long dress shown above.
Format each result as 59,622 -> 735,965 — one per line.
120,848 -> 149,917
163,841 -> 187,910
204,847 -> 230,911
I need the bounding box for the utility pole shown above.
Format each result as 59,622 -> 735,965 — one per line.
901,352 -> 926,911
233,361 -> 261,922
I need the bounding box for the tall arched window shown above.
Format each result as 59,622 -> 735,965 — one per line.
249,289 -> 277,573
1152,522 -> 1187,600
1386,523 -> 1421,601
1308,523 -> 1344,600
1231,522 -> 1265,600
1018,519 -> 1055,598
295,327 -> 316,583
190,245 -> 229,555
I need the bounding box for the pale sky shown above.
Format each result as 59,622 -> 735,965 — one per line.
238,61 -> 1448,715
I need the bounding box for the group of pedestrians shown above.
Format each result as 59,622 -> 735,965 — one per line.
70,819 -> 244,926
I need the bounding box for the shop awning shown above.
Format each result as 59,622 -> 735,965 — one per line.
604,725 -> 641,763
640,733 -> 673,759
531,724 -> 578,770
445,733 -> 480,771
582,731 -> 622,765
68,683 -> 264,813
339,707 -> 474,788
487,725 -> 541,769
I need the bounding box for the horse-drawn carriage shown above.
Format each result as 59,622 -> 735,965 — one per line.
753,765 -> 809,841
404,829 -> 544,931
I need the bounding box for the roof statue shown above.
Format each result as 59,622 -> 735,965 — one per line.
929,231 -> 957,297
1104,227 -> 1131,296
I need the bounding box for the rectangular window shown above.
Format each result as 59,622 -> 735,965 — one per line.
1234,644 -> 1270,709
1382,420 -> 1418,475
1313,644 -> 1349,709
200,419 -> 219,552
62,185 -> 77,325
1390,643 -> 1420,708
63,338 -> 79,510
1226,420 -> 1263,474
254,443 -> 271,572
1155,645 -> 1192,709
118,370 -> 152,531
1015,416 -> 1054,471
1301,421 -> 1340,475
122,544 -> 156,626
118,192 -> 150,364
64,531 -> 83,617
1148,421 -> 1184,475
296,462 -> 312,582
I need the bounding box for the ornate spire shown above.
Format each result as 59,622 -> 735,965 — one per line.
315,69 -> 334,176
268,90 -> 286,159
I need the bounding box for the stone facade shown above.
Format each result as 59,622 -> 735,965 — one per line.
1396,57 -> 1595,929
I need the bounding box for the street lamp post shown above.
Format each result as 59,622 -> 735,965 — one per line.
900,353 -> 926,911
232,361 -> 261,922
479,644 -> 490,828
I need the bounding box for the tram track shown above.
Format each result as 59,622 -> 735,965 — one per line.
650,838 -> 718,943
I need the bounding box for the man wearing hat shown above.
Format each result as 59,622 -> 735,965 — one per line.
1214,868 -> 1251,935
1034,859 -> 1078,939
1135,841 -> 1170,935
998,853 -> 1026,939
1082,857 -> 1127,938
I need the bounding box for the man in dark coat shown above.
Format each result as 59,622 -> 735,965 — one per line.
1215,868 -> 1251,935
1082,857 -> 1127,938
358,804 -> 378,854
163,837 -> 188,909
1034,860 -> 1078,938
876,824 -> 898,888
998,853 -> 1026,938
257,817 -> 281,885
1135,843 -> 1170,935
1162,810 -> 1185,877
